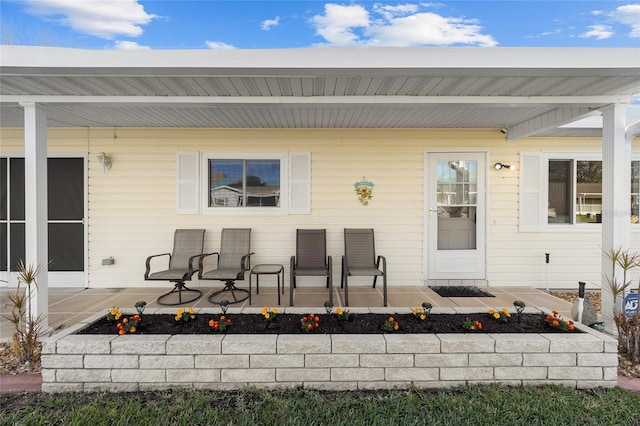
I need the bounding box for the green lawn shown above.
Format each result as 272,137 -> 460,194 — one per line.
1,385 -> 638,425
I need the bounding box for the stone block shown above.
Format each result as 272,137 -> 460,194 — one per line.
577,380 -> 616,389
493,334 -> 550,353
603,367 -> 618,381
222,335 -> 276,354
440,367 -> 493,381
57,369 -> 111,383
84,355 -> 138,369
577,353 -> 618,367
415,353 -> 468,367
331,335 -> 386,354
42,383 -> 83,393
385,367 -> 438,381
469,353 -> 522,367
548,366 -> 603,380
251,354 -> 304,368
56,335 -> 114,354
438,334 -> 495,353
42,354 -> 84,369
360,354 -> 414,368
356,381 -> 411,390
166,369 -> 221,383
195,354 -> 249,369
276,368 -> 330,382
41,369 -> 56,383
221,368 -> 275,383
523,353 -> 576,367
494,367 -> 547,380
112,368 -> 165,383
305,354 -> 359,368
384,334 -> 440,353
276,334 -> 331,354
331,367 -> 384,381
167,335 -> 223,354
544,334 -> 603,353
140,355 -> 193,369
85,382 -> 138,393
111,335 -> 170,355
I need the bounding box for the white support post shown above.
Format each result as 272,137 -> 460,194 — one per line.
601,103 -> 630,333
20,101 -> 49,332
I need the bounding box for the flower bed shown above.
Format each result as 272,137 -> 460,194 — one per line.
41,307 -> 619,393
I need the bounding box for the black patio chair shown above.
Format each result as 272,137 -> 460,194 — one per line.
290,229 -> 333,306
199,228 -> 253,305
341,228 -> 387,306
144,229 -> 205,306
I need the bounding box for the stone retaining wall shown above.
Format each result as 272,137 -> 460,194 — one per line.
41,309 -> 619,392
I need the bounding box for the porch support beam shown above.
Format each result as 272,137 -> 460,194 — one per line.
601,103 -> 629,333
20,101 -> 49,332
506,107 -> 598,142
0,94 -> 627,106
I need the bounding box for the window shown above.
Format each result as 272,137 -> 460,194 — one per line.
548,160 -> 603,225
519,152 -> 639,231
177,151 -> 310,215
209,159 -> 281,208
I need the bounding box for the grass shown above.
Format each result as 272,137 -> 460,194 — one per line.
1,385 -> 638,425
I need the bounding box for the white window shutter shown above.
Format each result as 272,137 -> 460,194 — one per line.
289,152 -> 311,214
177,152 -> 200,214
519,152 -> 544,232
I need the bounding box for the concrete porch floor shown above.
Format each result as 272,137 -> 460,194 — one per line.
1,285 -> 576,341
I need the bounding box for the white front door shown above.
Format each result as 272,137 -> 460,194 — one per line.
425,152 -> 486,280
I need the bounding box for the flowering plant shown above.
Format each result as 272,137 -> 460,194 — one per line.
545,310 -> 575,331
382,316 -> 399,332
488,308 -> 511,323
262,306 -> 278,323
335,307 -> 351,321
462,317 -> 482,331
412,307 -> 427,321
209,315 -> 231,332
300,313 -> 320,332
175,307 -> 196,323
107,306 -> 123,322
116,314 -> 141,335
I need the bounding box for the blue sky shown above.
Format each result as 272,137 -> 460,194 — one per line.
1,1 -> 639,50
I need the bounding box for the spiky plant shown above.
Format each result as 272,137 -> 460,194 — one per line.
1,260 -> 45,364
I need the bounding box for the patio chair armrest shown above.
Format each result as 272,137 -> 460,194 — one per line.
327,255 -> 333,275
187,253 -> 204,275
144,253 -> 171,279
241,252 -> 255,271
290,255 -> 296,272
376,255 -> 387,272
198,252 -> 219,278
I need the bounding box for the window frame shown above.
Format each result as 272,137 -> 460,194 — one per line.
200,151 -> 288,216
538,152 -> 639,230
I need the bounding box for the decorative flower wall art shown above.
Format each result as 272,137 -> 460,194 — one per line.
354,178 -> 374,206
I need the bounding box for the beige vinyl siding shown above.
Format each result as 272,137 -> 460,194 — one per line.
2,127 -> 639,291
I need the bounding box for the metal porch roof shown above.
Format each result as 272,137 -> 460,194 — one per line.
1,46 -> 639,139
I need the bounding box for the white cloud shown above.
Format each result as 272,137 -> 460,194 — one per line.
611,4 -> 640,37
261,16 -> 280,31
309,4 -> 370,46
113,40 -> 150,50
206,41 -> 237,50
580,25 -> 614,40
19,0 -> 157,39
309,2 -> 496,46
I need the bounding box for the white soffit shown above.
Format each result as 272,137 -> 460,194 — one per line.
1,46 -> 639,137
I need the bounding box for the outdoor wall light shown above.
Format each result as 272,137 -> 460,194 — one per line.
135,301 -> 146,315
96,152 -> 112,173
421,302 -> 433,317
324,301 -> 334,315
494,162 -> 515,171
220,299 -> 229,315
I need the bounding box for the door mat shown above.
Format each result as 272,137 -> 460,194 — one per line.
429,286 -> 495,298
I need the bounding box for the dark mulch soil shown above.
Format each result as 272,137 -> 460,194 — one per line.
76,312 -> 578,335
430,286 -> 495,298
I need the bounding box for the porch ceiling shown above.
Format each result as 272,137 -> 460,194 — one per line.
1,46 -> 639,139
